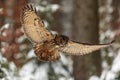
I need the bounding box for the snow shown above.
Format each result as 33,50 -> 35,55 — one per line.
0,53 -> 7,64
34,64 -> 49,80
89,48 -> 120,80
20,52 -> 73,80
35,4 -> 59,12
2,23 -> 10,29
50,4 -> 59,12
17,56 -> 73,80
19,61 -> 49,80
36,6 -> 46,12
59,77 -> 74,80
43,20 -> 49,28
0,51 -> 72,80
26,49 -> 36,59
105,71 -> 116,80
89,49 -> 120,80
112,50 -> 120,71
89,75 -> 100,80
60,53 -> 73,73
102,60 -> 109,69
52,62 -> 69,77
105,49 -> 120,80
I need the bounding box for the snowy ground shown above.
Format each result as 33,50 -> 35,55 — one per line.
1,48 -> 120,80
0,50 -> 74,80
89,49 -> 120,80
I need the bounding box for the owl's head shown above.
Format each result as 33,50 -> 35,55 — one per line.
54,34 -> 69,46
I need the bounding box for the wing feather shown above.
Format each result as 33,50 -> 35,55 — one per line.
21,4 -> 54,43
60,41 -> 114,55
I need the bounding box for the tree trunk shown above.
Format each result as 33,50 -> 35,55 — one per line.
52,0 -> 73,36
72,0 -> 101,80
51,0 -> 63,34
111,0 -> 120,30
2,0 -> 28,66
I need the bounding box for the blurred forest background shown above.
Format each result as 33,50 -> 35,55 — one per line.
0,0 -> 120,80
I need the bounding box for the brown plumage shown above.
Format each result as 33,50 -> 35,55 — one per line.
33,41 -> 60,61
21,4 -> 114,61
21,4 -> 54,43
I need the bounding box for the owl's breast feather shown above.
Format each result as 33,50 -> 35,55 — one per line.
34,42 -> 60,61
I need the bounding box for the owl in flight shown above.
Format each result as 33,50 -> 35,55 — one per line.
21,4 -> 114,61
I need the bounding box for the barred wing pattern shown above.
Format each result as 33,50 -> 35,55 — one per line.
21,4 -> 54,43
60,41 -> 113,55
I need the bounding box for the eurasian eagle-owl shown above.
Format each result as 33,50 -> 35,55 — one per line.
21,4 -> 113,61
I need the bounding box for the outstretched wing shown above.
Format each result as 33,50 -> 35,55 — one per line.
21,4 -> 54,43
60,41 -> 114,55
